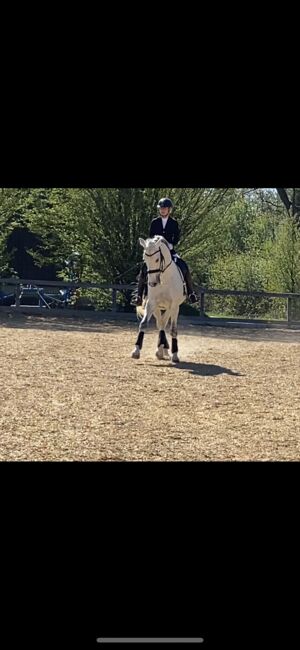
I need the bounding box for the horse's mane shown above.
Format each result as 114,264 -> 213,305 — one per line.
159,236 -> 171,249
149,235 -> 171,250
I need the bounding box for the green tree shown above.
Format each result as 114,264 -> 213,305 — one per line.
276,188 -> 300,222
0,188 -> 34,276
263,217 -> 300,293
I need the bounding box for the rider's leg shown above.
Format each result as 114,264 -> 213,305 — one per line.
174,257 -> 197,304
136,263 -> 147,306
185,268 -> 197,303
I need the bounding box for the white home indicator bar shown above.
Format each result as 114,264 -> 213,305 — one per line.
97,637 -> 204,643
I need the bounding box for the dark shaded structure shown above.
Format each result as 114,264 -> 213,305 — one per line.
6,226 -> 58,280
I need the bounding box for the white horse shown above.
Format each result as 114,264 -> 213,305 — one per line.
131,236 -> 186,363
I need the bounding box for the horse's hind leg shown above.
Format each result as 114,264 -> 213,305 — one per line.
156,329 -> 170,360
154,308 -> 168,360
170,305 -> 180,362
171,336 -> 179,363
161,309 -> 171,358
163,336 -> 170,359
160,308 -> 171,332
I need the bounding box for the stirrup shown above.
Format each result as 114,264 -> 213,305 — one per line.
189,292 -> 198,304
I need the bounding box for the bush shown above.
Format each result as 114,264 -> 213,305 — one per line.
209,254 -> 273,318
179,302 -> 200,316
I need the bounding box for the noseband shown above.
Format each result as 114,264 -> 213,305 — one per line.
144,244 -> 172,287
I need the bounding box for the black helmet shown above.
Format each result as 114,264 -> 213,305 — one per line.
157,197 -> 173,209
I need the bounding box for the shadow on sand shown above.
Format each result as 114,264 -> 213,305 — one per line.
148,360 -> 243,377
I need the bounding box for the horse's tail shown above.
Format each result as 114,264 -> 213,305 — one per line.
136,299 -> 147,319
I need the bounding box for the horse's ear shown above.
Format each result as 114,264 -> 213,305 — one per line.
139,238 -> 146,249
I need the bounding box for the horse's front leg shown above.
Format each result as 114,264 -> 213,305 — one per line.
131,299 -> 155,359
170,304 -> 180,363
153,308 -> 170,360
155,308 -> 171,359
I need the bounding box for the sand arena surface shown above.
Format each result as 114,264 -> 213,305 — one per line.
1,313 -> 300,461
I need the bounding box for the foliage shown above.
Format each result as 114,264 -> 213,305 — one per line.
1,187 -> 299,319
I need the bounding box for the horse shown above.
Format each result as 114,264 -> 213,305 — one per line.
131,235 -> 186,362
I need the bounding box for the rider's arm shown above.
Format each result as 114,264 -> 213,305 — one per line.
149,219 -> 156,238
173,220 -> 180,247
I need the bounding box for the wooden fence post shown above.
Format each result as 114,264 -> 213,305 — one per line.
287,297 -> 292,325
112,288 -> 117,313
15,283 -> 21,310
199,289 -> 205,318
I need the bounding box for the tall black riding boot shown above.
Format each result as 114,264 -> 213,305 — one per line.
185,269 -> 197,304
136,265 -> 147,306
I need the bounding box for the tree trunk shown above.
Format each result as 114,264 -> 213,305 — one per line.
276,188 -> 291,213
292,188 -> 300,223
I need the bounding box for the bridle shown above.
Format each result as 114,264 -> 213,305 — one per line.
144,241 -> 172,287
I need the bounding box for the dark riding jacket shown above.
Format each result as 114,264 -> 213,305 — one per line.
149,216 -> 180,249
139,215 -> 189,290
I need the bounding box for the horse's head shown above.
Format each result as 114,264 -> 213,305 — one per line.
139,236 -> 172,287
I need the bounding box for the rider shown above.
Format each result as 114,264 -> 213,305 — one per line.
136,197 -> 197,305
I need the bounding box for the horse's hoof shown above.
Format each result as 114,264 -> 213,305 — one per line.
131,347 -> 140,359
163,349 -> 170,360
172,354 -> 180,363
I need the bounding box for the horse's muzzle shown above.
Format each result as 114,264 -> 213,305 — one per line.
148,276 -> 161,287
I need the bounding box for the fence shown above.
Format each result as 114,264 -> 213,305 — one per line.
198,287 -> 300,325
1,278 -> 300,326
0,278 -> 135,314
